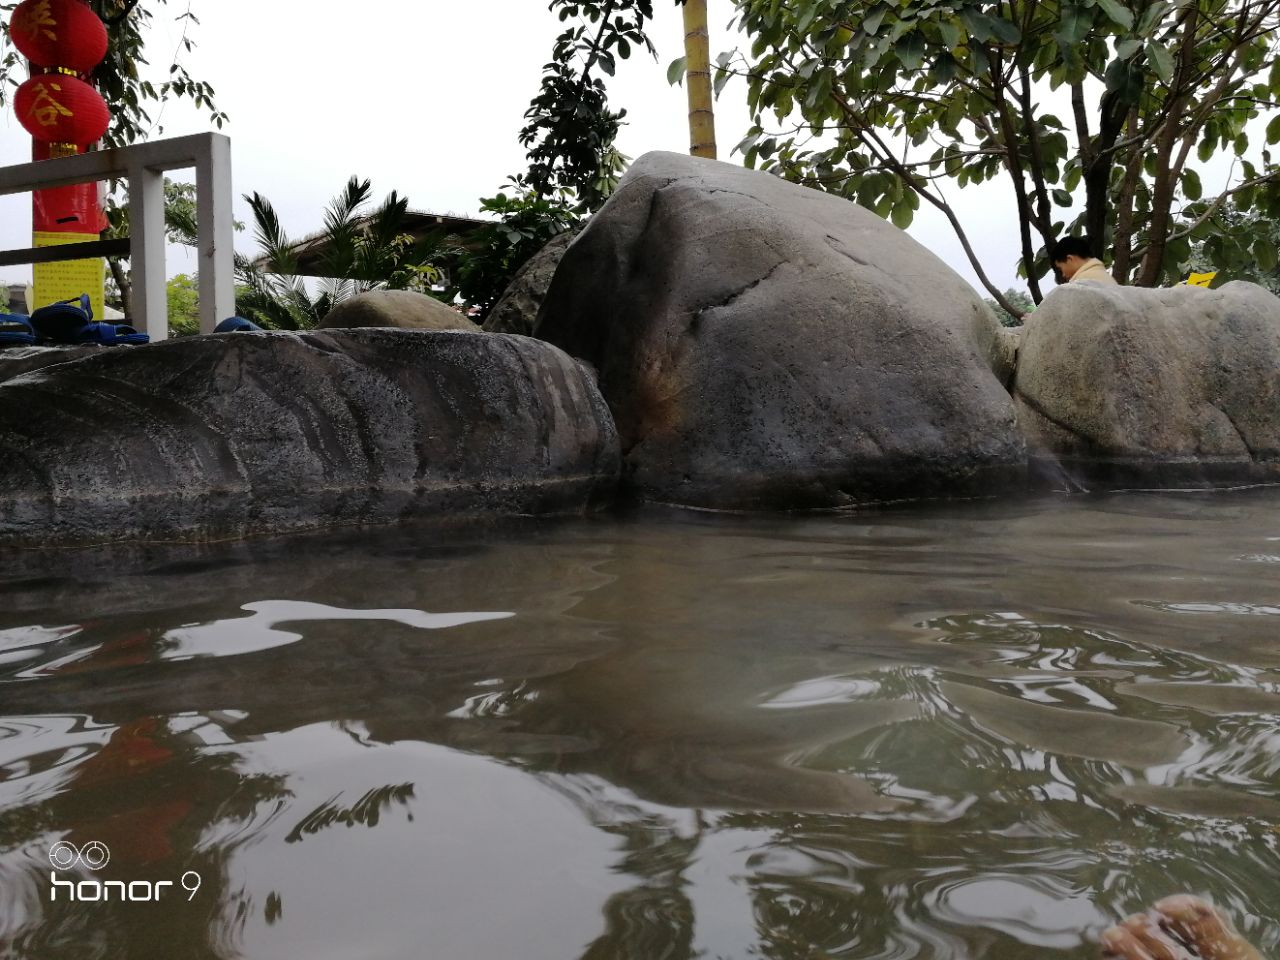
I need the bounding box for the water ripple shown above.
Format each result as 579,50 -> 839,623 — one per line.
2,494 -> 1280,958
1134,600 -> 1280,616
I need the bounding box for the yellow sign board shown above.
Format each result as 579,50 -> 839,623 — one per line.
32,231 -> 106,322
1186,271 -> 1218,288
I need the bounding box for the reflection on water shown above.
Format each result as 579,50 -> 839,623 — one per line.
160,600 -> 514,661
0,491 -> 1278,959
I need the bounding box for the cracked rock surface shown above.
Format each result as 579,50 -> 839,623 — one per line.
535,151 -> 1026,509
0,329 -> 619,546
1013,281 -> 1280,487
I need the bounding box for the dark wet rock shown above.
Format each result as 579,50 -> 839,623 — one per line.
0,329 -> 619,546
992,326 -> 1022,390
1013,281 -> 1280,488
535,151 -> 1026,510
0,345 -> 103,384
484,228 -> 580,337
318,289 -> 478,331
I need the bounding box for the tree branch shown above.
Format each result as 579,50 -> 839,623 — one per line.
989,49 -> 1044,302
1017,63 -> 1055,243
828,87 -> 1023,315
1138,3 -> 1203,284
1111,107 -> 1146,283
1130,170 -> 1280,260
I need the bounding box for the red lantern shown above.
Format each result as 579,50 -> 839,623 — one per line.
15,74 -> 110,145
10,0 -> 109,74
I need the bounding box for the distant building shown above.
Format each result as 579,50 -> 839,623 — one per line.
6,283 -> 32,315
3,283 -> 118,318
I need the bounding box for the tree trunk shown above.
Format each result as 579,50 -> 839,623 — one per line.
1111,108 -> 1144,284
682,0 -> 717,159
1137,8 -> 1200,286
108,257 -> 132,320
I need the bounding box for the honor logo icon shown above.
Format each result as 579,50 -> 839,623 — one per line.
47,841 -> 202,903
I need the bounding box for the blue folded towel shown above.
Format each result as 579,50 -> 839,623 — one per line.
76,322 -> 149,346
30,294 -> 93,342
0,313 -> 36,347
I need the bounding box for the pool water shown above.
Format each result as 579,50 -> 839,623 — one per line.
1,491 -> 1277,959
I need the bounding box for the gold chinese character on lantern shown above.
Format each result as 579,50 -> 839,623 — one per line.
14,0 -> 58,42
26,81 -> 74,128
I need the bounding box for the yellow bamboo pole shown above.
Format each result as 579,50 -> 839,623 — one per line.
682,0 -> 718,160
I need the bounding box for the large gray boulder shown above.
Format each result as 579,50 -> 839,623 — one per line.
484,228 -> 579,336
535,151 -> 1026,509
0,345 -> 103,385
0,329 -> 619,546
1013,281 -> 1280,487
318,289 -> 478,331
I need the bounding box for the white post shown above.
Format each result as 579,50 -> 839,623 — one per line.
0,134 -> 236,341
195,134 -> 234,335
128,166 -> 167,341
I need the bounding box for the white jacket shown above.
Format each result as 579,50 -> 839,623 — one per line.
1071,258 -> 1117,285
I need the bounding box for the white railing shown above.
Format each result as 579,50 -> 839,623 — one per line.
0,132 -> 234,340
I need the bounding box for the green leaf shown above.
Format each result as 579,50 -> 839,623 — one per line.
1267,114 -> 1280,146
1110,58 -> 1147,103
1104,57 -> 1128,92
1096,0 -> 1135,30
960,8 -> 994,42
988,17 -> 1022,44
667,56 -> 688,87
930,53 -> 959,82
891,198 -> 914,229
1254,236 -> 1278,273
857,173 -> 883,209
797,3 -> 821,34
1147,41 -> 1175,84
1052,188 -> 1072,206
1056,5 -> 1091,45
1062,44 -> 1088,84
1182,169 -> 1201,201
1115,37 -> 1142,59
896,32 -> 927,71
734,130 -> 762,156
863,5 -> 888,35
1136,1 -> 1171,36
938,19 -> 961,48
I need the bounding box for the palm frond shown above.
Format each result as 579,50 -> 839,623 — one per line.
245,192 -> 300,275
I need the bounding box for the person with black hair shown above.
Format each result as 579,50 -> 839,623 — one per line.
1050,236 -> 1118,285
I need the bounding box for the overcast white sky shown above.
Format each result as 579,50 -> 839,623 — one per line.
1,1 -> 1262,300
0,0 -> 1034,299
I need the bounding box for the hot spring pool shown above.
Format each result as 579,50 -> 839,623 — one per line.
1,490 -> 1277,959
